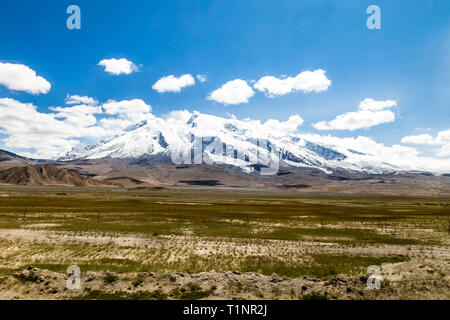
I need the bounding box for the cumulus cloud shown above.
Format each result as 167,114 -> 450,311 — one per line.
301,133 -> 450,172
204,113 -> 304,138
401,129 -> 450,158
50,105 -> 102,127
401,134 -> 435,145
313,99 -> 397,131
0,62 -> 51,94
208,79 -> 255,105
98,58 -> 139,75
0,97 -> 155,158
313,110 -> 395,131
358,98 -> 397,111
436,144 -> 450,157
152,74 -> 195,93
65,95 -> 98,106
254,69 -> 331,97
101,99 -> 151,120
436,130 -> 450,146
303,134 -> 418,159
100,99 -> 153,132
0,98 -> 105,158
261,115 -> 304,135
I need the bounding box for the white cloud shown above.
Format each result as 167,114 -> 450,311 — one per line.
313,99 -> 397,131
401,134 -> 435,145
0,98 -> 105,158
100,99 -> 153,132
152,74 -> 195,93
98,58 -> 139,75
313,110 -> 395,131
208,79 -> 255,105
101,99 -> 151,120
434,129 -> 450,157
0,97 -> 155,158
401,129 -> 450,158
436,144 -> 450,157
50,105 -> 102,127
302,132 -> 450,172
98,118 -> 135,133
207,113 -> 304,138
261,115 -> 304,135
435,130 -> 450,145
358,98 -> 397,111
196,74 -> 207,83
254,69 -> 331,97
0,62 -> 51,94
65,94 -> 98,106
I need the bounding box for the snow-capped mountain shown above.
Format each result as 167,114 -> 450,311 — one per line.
57,111 -> 449,175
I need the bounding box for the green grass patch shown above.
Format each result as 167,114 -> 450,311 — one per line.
238,254 -> 409,280
170,283 -> 215,300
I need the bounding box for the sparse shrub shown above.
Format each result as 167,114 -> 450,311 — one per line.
13,268 -> 41,283
171,282 -> 213,300
303,292 -> 329,300
132,276 -> 144,287
103,272 -> 118,284
75,289 -> 168,300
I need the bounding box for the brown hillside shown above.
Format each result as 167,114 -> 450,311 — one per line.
0,164 -> 106,186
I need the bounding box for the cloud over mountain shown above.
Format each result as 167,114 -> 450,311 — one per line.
401,134 -> 436,145
402,130 -> 450,157
0,98 -> 104,158
313,99 -> 397,131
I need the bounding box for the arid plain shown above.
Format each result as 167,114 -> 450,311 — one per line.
0,185 -> 448,300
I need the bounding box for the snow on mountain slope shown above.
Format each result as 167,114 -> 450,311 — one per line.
57,111 -> 450,175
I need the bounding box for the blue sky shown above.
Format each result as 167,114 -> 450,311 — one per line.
0,0 -> 449,159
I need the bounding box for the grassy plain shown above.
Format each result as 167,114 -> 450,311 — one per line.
0,185 -> 448,299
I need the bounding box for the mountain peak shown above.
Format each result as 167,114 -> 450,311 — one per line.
56,111 -> 447,175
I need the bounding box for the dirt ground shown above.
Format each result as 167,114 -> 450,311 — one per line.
0,227 -> 448,300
